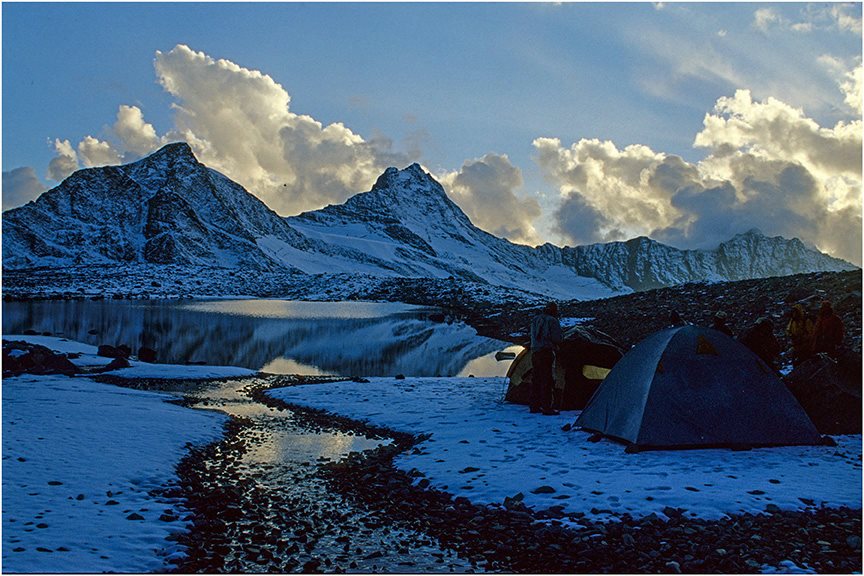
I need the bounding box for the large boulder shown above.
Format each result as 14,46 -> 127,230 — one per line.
97,344 -> 132,359
2,341 -> 77,377
104,357 -> 131,371
784,351 -> 862,434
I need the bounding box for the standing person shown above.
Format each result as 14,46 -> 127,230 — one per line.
812,300 -> 844,358
786,304 -> 815,366
712,311 -> 734,337
530,302 -> 563,416
740,317 -> 782,371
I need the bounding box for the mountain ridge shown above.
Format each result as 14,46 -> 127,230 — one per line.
2,143 -> 856,299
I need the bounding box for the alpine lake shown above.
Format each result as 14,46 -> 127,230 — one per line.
2,298 -> 521,378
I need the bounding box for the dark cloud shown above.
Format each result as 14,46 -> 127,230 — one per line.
553,192 -> 615,245
3,167 -> 47,210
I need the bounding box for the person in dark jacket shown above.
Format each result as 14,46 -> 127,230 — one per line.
812,300 -> 844,358
740,317 -> 781,370
712,311 -> 734,337
530,301 -> 563,416
668,310 -> 688,328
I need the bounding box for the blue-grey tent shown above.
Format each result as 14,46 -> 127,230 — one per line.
574,325 -> 823,450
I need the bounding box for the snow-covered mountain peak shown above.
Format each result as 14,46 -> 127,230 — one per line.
372,163 -> 436,192
3,145 -> 856,301
369,163 -> 450,207
739,228 -> 765,238
304,163 -> 466,230
129,141 -> 199,171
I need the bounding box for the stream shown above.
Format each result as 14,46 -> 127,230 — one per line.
148,375 -> 475,573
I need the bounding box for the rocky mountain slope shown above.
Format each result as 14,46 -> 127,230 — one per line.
560,231 -> 854,291
283,164 -> 615,299
2,143 -> 311,271
466,269 -> 861,362
2,143 -> 856,300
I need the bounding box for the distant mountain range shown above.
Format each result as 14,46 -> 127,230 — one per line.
2,142 -> 856,300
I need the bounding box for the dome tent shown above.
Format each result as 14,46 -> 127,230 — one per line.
505,325 -> 623,410
574,325 -> 824,451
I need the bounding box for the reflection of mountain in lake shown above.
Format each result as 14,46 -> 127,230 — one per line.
2,300 -> 504,377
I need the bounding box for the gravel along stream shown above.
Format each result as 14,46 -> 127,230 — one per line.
104,374 -> 472,573
99,374 -> 863,574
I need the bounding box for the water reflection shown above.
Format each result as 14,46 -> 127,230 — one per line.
2,299 -> 512,377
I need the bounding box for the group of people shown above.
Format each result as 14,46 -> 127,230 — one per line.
678,299 -> 846,370
528,298 -> 847,415
786,300 -> 845,364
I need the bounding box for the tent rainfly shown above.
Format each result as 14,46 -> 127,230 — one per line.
574,325 -> 825,451
505,324 -> 623,410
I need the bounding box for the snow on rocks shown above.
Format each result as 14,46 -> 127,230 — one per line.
267,377 -> 862,521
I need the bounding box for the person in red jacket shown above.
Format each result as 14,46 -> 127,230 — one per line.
812,300 -> 844,358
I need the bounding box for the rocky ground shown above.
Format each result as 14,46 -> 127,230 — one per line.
455,270 -> 862,355
1,265 -> 547,309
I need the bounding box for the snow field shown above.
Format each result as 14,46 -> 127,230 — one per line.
1,336 -> 247,573
268,377 -> 862,522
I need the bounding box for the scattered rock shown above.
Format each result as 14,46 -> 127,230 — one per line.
531,486 -> 556,494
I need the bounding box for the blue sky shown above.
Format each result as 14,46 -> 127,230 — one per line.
3,2 -> 862,264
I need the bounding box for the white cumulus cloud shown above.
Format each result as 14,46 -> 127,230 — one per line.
832,3 -> 862,35
46,138 -> 78,182
754,8 -> 782,32
114,105 -> 162,158
842,64 -> 863,114
438,154 -> 541,246
694,89 -> 861,179
534,89 -> 862,265
77,136 -> 122,168
533,136 -> 681,243
152,44 -> 401,216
